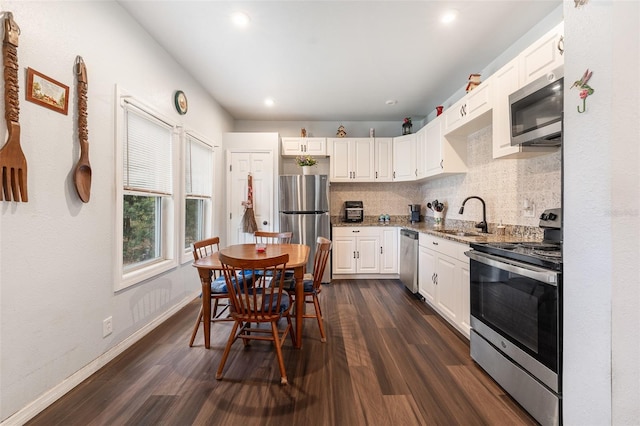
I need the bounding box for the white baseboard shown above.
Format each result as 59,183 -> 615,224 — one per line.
1,295 -> 195,426
332,274 -> 400,280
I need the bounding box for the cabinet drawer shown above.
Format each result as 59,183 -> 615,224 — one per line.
419,233 -> 469,262
333,226 -> 381,238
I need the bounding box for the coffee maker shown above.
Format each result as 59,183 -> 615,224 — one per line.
409,204 -> 421,223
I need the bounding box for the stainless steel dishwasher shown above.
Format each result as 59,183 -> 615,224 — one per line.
399,228 -> 419,293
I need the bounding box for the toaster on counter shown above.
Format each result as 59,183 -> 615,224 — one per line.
344,201 -> 364,222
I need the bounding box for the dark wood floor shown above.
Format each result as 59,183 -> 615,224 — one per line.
27,279 -> 537,426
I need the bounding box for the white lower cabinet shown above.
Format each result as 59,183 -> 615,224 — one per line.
332,226 -> 398,276
459,262 -> 471,336
380,227 -> 399,274
418,233 -> 471,338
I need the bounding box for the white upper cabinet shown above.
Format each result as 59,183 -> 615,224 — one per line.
374,137 -> 393,182
415,126 -> 428,180
520,22 -> 564,86
425,116 -> 467,178
392,134 -> 417,181
492,58 -> 522,159
424,118 -> 443,177
443,79 -> 493,136
328,138 -> 375,182
281,137 -> 327,157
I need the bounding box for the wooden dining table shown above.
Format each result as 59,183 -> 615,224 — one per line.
192,243 -> 310,349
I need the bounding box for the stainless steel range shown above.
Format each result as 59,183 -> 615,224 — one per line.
465,208 -> 562,426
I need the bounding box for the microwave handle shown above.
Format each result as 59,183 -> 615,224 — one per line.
465,250 -> 558,285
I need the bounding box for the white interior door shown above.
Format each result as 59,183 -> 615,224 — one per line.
228,151 -> 274,245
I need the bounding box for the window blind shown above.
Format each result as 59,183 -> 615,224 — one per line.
123,102 -> 173,194
185,134 -> 213,197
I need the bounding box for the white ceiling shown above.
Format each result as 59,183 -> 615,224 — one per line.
118,1 -> 561,122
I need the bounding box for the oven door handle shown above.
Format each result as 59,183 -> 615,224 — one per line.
465,251 -> 559,285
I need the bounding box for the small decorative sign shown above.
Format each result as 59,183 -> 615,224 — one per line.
25,67 -> 69,115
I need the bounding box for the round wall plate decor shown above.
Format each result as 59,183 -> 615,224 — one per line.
174,90 -> 188,115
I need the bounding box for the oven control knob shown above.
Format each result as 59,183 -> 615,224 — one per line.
547,212 -> 557,221
501,341 -> 507,349
540,213 -> 548,220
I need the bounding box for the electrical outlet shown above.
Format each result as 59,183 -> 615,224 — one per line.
103,316 -> 113,337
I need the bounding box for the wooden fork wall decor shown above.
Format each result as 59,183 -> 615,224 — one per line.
0,12 -> 28,202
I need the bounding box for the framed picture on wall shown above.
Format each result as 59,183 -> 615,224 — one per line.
25,67 -> 69,115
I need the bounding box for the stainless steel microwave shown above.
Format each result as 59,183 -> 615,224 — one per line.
509,66 -> 563,147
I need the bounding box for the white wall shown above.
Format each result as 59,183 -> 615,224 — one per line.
0,1 -> 233,422
563,1 -> 639,425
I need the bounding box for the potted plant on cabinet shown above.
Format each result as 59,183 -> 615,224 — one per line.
296,155 -> 317,175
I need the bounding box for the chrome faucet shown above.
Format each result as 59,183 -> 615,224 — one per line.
459,196 -> 488,233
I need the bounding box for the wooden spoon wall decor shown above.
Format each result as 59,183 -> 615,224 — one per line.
73,55 -> 91,202
0,12 -> 28,202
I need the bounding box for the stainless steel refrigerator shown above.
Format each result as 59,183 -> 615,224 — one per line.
279,175 -> 331,283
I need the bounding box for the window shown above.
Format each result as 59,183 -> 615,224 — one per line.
184,198 -> 205,249
116,92 -> 177,290
123,194 -> 161,267
184,133 -> 213,256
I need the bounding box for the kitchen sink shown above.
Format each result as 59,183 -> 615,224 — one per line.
438,229 -> 482,237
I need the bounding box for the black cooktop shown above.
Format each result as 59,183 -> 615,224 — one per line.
470,241 -> 562,272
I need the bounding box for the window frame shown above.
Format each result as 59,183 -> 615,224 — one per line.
180,131 -> 215,264
114,87 -> 179,291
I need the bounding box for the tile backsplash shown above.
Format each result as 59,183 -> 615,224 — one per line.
330,125 -> 561,229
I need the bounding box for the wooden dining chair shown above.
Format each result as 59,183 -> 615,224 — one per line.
254,231 -> 294,279
284,237 -> 332,342
254,231 -> 292,244
217,252 -> 296,385
188,237 -> 237,347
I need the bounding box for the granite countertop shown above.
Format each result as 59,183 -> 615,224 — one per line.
331,216 -> 540,245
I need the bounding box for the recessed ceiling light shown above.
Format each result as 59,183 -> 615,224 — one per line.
441,9 -> 458,24
264,98 -> 275,107
231,11 -> 250,28
385,100 -> 398,106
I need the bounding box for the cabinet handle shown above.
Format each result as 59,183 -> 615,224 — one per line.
357,251 -> 360,259
415,169 -> 417,176
380,247 -> 383,254
353,251 -> 356,259
375,171 -> 378,179
432,241 -> 439,246
393,171 -> 396,178
352,229 -> 360,233
558,35 -> 564,55
440,159 -> 443,169
432,273 -> 436,283
435,273 -> 438,285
